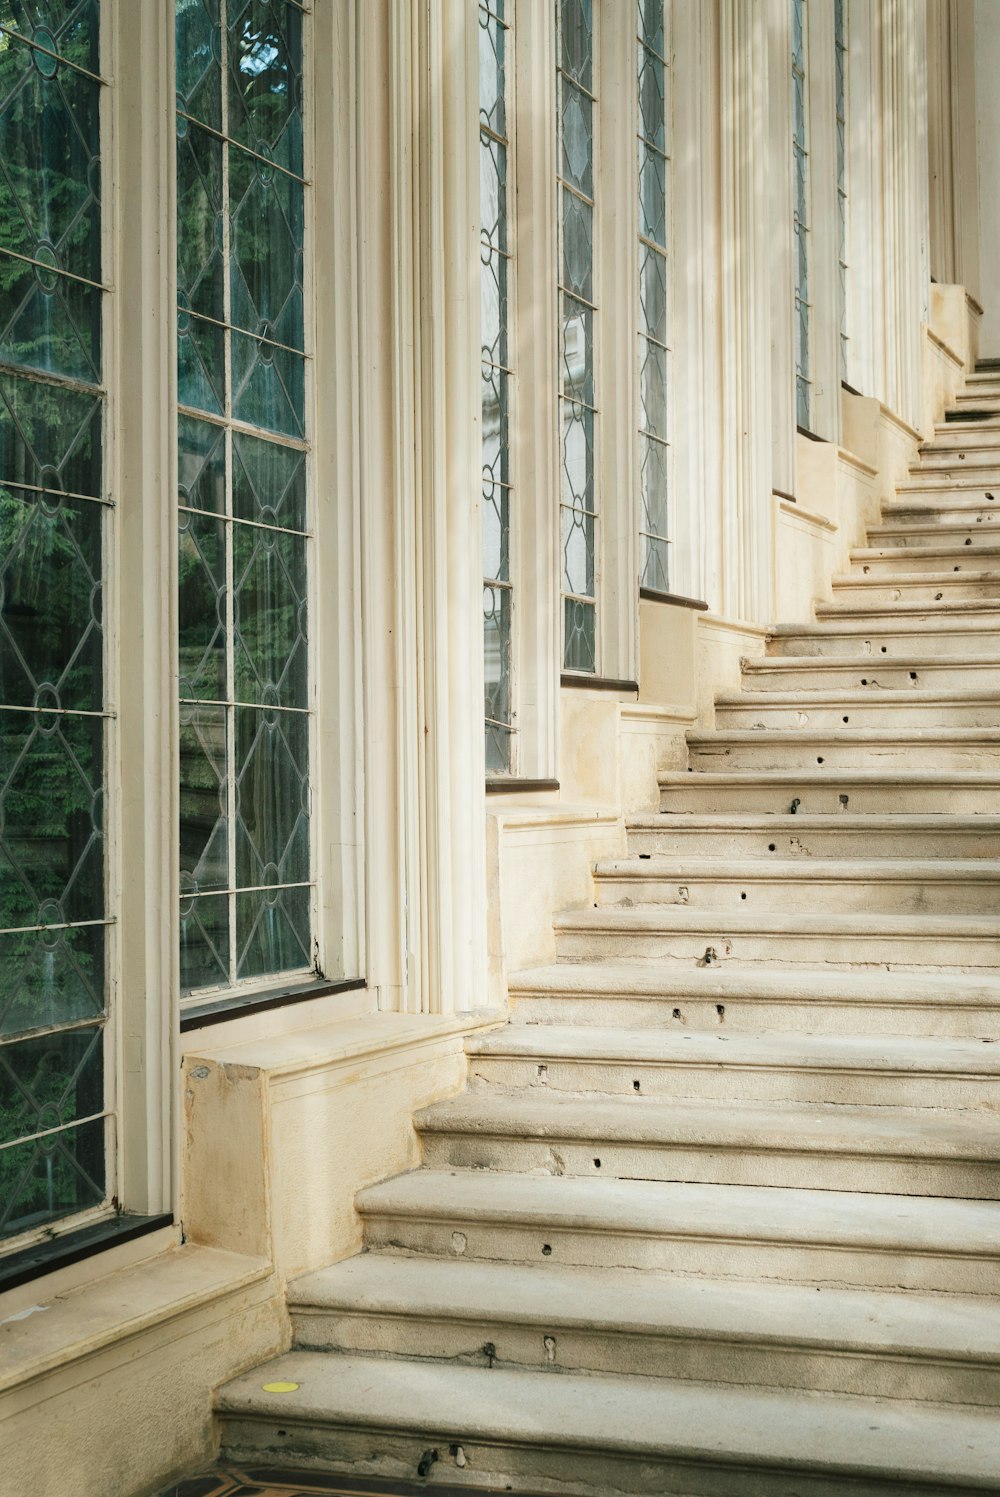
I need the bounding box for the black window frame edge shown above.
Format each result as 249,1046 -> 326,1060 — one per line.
0,1212 -> 173,1296
179,976 -> 367,1033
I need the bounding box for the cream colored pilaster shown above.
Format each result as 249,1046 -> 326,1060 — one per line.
719,0 -> 773,624
807,0 -> 842,443
845,0 -> 883,398
111,0 -> 176,1212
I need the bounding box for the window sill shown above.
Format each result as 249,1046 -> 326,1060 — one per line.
0,1212 -> 173,1297
560,674 -> 639,693
639,587 -> 709,611
486,777 -> 560,795
179,976 -> 366,1033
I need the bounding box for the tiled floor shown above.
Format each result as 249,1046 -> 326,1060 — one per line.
157,1467 -> 535,1497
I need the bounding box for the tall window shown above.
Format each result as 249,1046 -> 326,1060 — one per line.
481,0 -> 514,774
637,0 -> 670,592
175,0 -> 314,998
0,5 -> 111,1242
557,0 -> 598,674
792,0 -> 811,428
835,0 -> 849,382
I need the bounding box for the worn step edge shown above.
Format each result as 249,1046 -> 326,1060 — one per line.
593,857 -> 1000,886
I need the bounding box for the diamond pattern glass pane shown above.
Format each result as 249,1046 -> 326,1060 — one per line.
0,0 -> 109,1246
561,80 -> 593,198
481,1 -> 514,767
792,0 -> 810,426
638,2 -> 670,589
563,596 -> 595,674
561,190 -> 593,303
560,0 -> 593,92
177,0 -> 312,995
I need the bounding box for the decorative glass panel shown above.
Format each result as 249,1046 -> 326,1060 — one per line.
792,0 -> 811,429
176,0 -> 313,997
558,0 -> 597,671
0,3 -> 111,1246
481,0 -> 514,771
637,0 -> 670,591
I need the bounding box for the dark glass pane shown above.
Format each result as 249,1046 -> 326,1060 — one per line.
234,702 -> 309,889
0,31 -> 101,281
0,709 -> 104,929
0,373 -> 102,498
561,189 -> 593,303
0,1113 -> 105,1241
177,311 -> 225,416
178,414 -> 226,515
0,485 -> 102,710
640,431 -> 669,553
178,511 -> 226,701
176,119 -> 224,324
175,0 -> 222,130
563,595 -> 595,673
481,242 -> 508,370
236,881 -> 310,981
561,294 -> 594,408
233,429 -> 306,531
642,532 -> 669,593
1,2 -> 101,74
637,37 -> 665,151
229,141 -> 304,352
179,891 -> 229,994
483,583 -> 511,731
228,0 -> 304,180
639,240 -> 667,346
233,523 -> 307,710
478,6 -> 506,136
0,253 -> 101,382
0,1024 -> 102,1145
0,922 -> 104,1039
179,702 -> 228,893
638,333 -> 667,440
231,329 -> 304,438
560,78 -> 593,199
638,0 -> 664,62
560,0 -> 593,92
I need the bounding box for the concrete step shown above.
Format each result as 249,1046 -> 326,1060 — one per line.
626,811 -> 1000,859
767,620 -> 1000,658
884,494 -> 1000,523
289,1253 -> 1000,1406
507,961 -> 1000,1036
831,570 -> 1000,603
414,1090 -> 1000,1198
217,1352 -> 1000,1496
658,767 -> 1000,813
713,689 -> 1000,729
553,904 -> 1000,971
814,600 -> 1000,628
908,449 -> 1000,475
921,424 -> 1000,451
686,727 -> 1000,771
865,519 -> 1000,548
465,1024 -> 1000,1109
356,1169 -> 1000,1293
740,652 -> 1000,692
850,541 -> 1000,572
591,856 -> 1000,916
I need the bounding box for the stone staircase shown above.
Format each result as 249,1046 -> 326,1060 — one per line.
216,377 -> 1000,1492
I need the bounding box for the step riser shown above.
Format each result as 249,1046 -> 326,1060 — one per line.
658,783 -> 1000,812
742,663 -> 1000,691
465,1057 -> 998,1110
417,1134 -> 1000,1201
832,579 -> 1000,603
851,548 -> 1000,573
359,1214 -> 998,1295
908,458 -> 1000,477
593,875 -> 1000,916
768,631 -> 1000,657
715,703 -> 1000,728
880,510 -> 1000,529
813,609 -> 1000,630
290,1313 -> 1000,1409
627,827 -> 1000,858
688,744 -> 1000,771
554,927 -> 1000,969
220,1416 -> 970,1497
508,992 -> 1000,1038
865,527 -> 1000,549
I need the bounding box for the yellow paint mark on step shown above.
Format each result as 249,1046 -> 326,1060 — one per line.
262,1380 -> 300,1393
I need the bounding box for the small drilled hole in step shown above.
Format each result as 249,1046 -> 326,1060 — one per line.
860,679 -> 868,686
880,647 -> 887,654
817,756 -> 824,764
935,593 -> 943,600
639,852 -> 651,860
987,493 -> 994,501
542,1244 -> 552,1256
843,716 -> 849,724
593,1158 -> 601,1168
740,891 -> 747,900
909,672 -> 917,680
768,843 -> 776,851
634,1076 -> 644,1089
966,538 -> 973,545
954,566 -> 960,572
717,1004 -> 725,1018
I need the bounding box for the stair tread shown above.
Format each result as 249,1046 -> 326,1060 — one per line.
554,904 -> 1000,936
508,959 -> 1000,1005
687,727 -> 1000,744
289,1253 -> 1000,1362
217,1353 -> 1000,1487
356,1169 -> 1000,1254
659,767 -> 1000,782
629,811 -> 1000,828
467,1023 -> 1000,1074
743,652 -> 1000,668
715,689 -> 1000,705
594,856 -> 1000,882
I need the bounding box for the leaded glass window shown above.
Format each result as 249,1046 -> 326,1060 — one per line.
792,0 -> 811,429
835,0 -> 849,383
637,0 -> 670,593
176,0 -> 314,997
0,3 -> 111,1243
557,0 -> 597,674
481,0 -> 514,774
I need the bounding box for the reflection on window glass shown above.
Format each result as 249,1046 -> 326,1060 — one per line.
835,0 -> 849,382
0,4 -> 111,1243
480,0 -> 514,774
176,0 -> 314,996
557,0 -> 597,673
637,0 -> 670,592
792,0 -> 811,428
